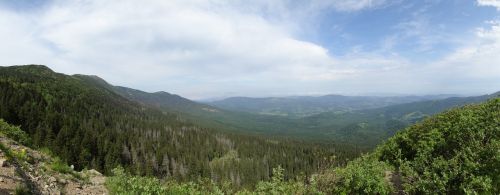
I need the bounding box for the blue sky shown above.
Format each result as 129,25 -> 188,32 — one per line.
0,0 -> 499,99
313,1 -> 498,60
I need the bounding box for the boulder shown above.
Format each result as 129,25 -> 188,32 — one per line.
58,178 -> 68,184
48,176 -> 57,183
86,169 -> 102,176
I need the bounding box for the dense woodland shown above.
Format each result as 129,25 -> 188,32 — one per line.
0,65 -> 361,188
104,98 -> 499,194
111,79 -> 498,147
1,65 -> 498,194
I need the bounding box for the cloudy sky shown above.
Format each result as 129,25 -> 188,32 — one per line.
1,0 -> 499,99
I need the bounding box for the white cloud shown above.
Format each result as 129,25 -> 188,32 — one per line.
441,22 -> 500,78
328,0 -> 388,12
1,0 -> 354,98
477,0 -> 500,10
0,0 -> 498,99
0,9 -> 54,66
414,21 -> 500,94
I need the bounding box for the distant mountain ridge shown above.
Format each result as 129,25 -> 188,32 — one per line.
76,76 -> 281,135
208,94 -> 457,118
15,65 -> 497,148
71,67 -> 499,147
296,91 -> 499,146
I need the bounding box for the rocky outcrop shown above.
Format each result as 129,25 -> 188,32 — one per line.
0,136 -> 108,195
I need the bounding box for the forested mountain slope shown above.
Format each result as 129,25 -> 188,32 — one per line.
76,73 -> 499,148
5,74 -> 493,194
315,98 -> 500,194
86,74 -> 497,148
0,65 -> 359,188
1,65 -> 498,194
208,94 -> 454,118
297,91 -> 499,146
74,75 -> 308,139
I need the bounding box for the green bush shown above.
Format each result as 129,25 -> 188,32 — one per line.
11,148 -> 32,163
106,166 -> 320,195
0,138 -> 33,164
106,166 -> 223,194
254,166 -> 320,195
49,156 -> 84,180
107,167 -> 180,195
313,99 -> 500,194
50,157 -> 73,174
0,119 -> 31,146
39,147 -> 53,157
377,98 -> 500,194
314,156 -> 394,195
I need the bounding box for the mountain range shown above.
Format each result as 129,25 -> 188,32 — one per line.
84,74 -> 497,146
0,65 -> 356,188
206,94 -> 457,118
0,65 -> 498,193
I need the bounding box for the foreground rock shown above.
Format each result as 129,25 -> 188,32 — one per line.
0,136 -> 108,195
0,150 -> 23,195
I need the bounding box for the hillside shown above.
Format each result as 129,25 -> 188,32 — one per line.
72,74 -> 308,139
76,73 -> 499,148
315,98 -> 500,194
295,92 -> 499,146
0,65 -> 498,194
0,65 -> 359,188
112,86 -> 214,114
88,75 -> 497,147
0,119 -> 107,194
4,90 -> 494,194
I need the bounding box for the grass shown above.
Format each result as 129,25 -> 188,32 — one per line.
0,142 -> 15,161
39,147 -> 53,157
48,156 -> 84,180
11,149 -> 34,164
14,184 -> 32,195
50,157 -> 72,174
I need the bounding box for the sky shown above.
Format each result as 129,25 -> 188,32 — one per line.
0,0 -> 499,99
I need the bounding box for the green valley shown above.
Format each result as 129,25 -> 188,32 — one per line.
1,67 -> 497,193
0,65 -> 359,191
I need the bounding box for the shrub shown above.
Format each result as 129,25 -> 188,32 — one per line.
106,166 -> 319,195
377,98 -> 500,194
314,156 -> 394,195
106,166 -> 171,195
50,157 -> 73,174
49,156 -> 83,179
39,147 -> 53,157
254,166 -> 320,195
107,166 -> 234,195
11,148 -> 32,163
0,119 -> 31,146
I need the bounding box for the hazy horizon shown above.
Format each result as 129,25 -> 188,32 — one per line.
1,0 -> 499,99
